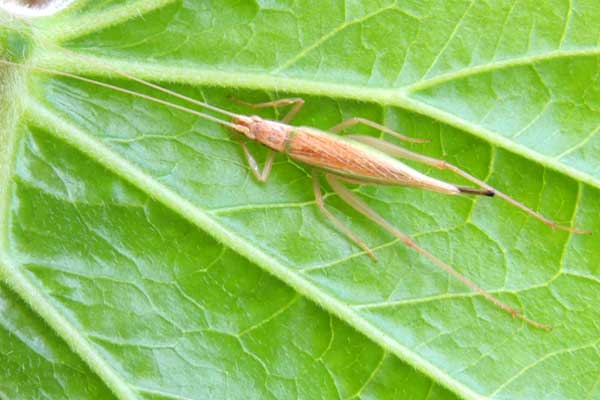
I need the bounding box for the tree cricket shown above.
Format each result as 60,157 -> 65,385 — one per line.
1,57 -> 590,331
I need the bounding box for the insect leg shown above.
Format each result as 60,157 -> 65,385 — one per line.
238,141 -> 276,182
229,97 -> 305,123
312,172 -> 377,261
325,173 -> 551,330
329,117 -> 429,144
347,135 -> 588,234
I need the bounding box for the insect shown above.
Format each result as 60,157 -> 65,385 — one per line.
0,52 -> 589,331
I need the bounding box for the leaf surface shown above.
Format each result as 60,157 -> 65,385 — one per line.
1,1 -> 599,399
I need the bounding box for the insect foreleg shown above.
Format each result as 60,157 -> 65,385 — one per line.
325,173 -> 552,331
347,135 -> 588,234
312,172 -> 377,261
329,117 -> 429,144
230,97 -> 304,123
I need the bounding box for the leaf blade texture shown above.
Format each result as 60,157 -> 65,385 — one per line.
1,1 -> 599,399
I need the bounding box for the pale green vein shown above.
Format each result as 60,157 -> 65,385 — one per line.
424,381 -> 436,400
585,353 -> 600,400
555,124 -> 600,160
348,351 -> 387,400
210,198 -> 319,215
486,338 -> 600,398
34,51 -> 600,193
272,3 -> 398,74
299,239 -> 400,273
87,334 -> 176,349
24,97 -> 485,400
0,309 -> 57,363
45,0 -> 178,42
237,294 -> 300,336
489,0 -> 517,61
564,271 -> 600,287
406,47 -> 600,93
510,101 -> 552,140
352,289 -> 524,312
316,315 -> 335,360
0,68 -> 140,399
554,182 -> 584,279
300,221 -> 484,275
31,0 -> 600,96
132,385 -> 194,400
0,65 -> 22,257
420,0 -> 474,80
558,0 -> 573,49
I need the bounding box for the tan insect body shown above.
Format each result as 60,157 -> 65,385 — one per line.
235,116 -> 461,193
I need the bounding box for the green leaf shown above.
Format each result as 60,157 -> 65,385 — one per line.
1,1 -> 599,399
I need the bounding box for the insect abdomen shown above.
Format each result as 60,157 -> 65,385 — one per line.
287,128 -> 460,194
287,129 -> 390,178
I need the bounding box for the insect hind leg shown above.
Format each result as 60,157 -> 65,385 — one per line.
312,172 -> 377,261
330,117 -> 429,144
346,134 -> 589,234
325,173 -> 552,331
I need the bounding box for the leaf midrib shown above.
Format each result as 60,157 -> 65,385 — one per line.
0,66 -> 141,400
0,66 -> 22,258
19,96 -> 485,400
0,258 -> 141,400
35,50 -> 600,193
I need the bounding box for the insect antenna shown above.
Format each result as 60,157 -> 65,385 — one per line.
0,59 -> 250,135
67,52 -> 242,119
0,20 -> 242,119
